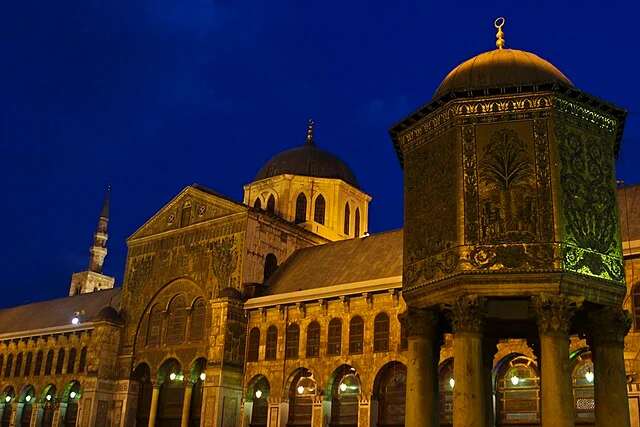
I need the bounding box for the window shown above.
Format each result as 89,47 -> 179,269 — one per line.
254,198 -> 262,209
181,202 -> 192,227
264,253 -> 278,282
147,304 -> 163,346
295,193 -> 307,224
496,356 -> 540,423
5,354 -> 13,377
633,284 -> 640,330
55,349 -> 65,374
14,353 -> 23,377
374,313 -> 390,352
67,349 -> 76,374
34,351 -> 43,376
286,324 -> 300,359
24,353 -> 32,377
44,351 -> 54,375
190,299 -> 206,341
344,203 -> 351,235
166,296 -> 187,344
349,316 -> 364,354
78,347 -> 87,373
327,318 -> 342,355
314,195 -> 326,225
265,326 -> 278,360
267,195 -> 276,214
247,328 -> 260,362
354,208 -> 361,237
306,322 -> 321,357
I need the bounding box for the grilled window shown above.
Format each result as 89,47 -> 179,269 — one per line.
295,193 -> 307,224
78,347 -> 87,373
55,349 -> 65,374
265,326 -> 278,360
14,353 -> 23,377
247,328 -> 260,362
181,202 -> 192,227
67,349 -> 77,374
147,304 -> 163,346
34,351 -> 43,376
166,296 -> 187,344
5,354 -> 13,377
349,316 -> 364,354
44,351 -> 53,375
286,324 -> 300,359
314,195 -> 326,225
327,318 -> 342,355
344,203 -> 351,235
374,313 -> 390,352
306,322 -> 321,357
190,299 -> 206,341
24,353 -> 32,377
254,198 -> 262,209
354,208 -> 361,237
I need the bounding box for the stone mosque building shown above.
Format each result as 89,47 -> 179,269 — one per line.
1,19 -> 639,427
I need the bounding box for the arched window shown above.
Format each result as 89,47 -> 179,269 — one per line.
295,193 -> 307,224
264,253 -> 278,282
327,318 -> 342,355
374,313 -> 390,352
44,351 -> 53,375
496,355 -> 540,423
376,362 -> 407,426
572,351 -> 594,422
55,349 -> 65,374
67,348 -> 77,374
354,208 -> 361,237
78,347 -> 87,373
24,352 -> 32,377
34,351 -> 43,376
4,354 -> 13,377
344,203 -> 351,235
254,198 -> 262,209
147,304 -> 163,346
633,284 -> 640,330
286,324 -> 300,359
267,195 -> 276,214
190,298 -> 206,341
166,296 -> 187,344
14,353 -> 23,377
181,202 -> 192,227
306,322 -> 321,357
265,326 -> 278,360
349,316 -> 364,354
247,328 -> 260,362
439,359 -> 455,424
314,195 -> 326,225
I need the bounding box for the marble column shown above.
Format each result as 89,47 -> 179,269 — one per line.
482,337 -> 498,427
531,293 -> 582,427
181,379 -> 196,427
399,306 -> 440,427
589,307 -> 632,427
448,294 -> 486,427
148,381 -> 162,427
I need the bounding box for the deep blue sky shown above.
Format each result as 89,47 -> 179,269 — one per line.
1,1 -> 638,308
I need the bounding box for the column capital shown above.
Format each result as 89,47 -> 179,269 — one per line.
398,306 -> 438,338
531,293 -> 583,336
589,307 -> 631,348
445,294 -> 486,334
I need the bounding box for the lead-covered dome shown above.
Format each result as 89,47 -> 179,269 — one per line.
433,48 -> 573,100
254,122 -> 358,188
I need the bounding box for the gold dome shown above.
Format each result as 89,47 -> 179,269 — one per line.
433,48 -> 573,99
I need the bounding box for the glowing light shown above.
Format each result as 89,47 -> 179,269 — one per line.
586,371 -> 594,383
71,317 -> 80,325
70,391 -> 77,399
297,385 -> 305,395
25,395 -> 32,403
169,373 -> 177,381
200,372 -> 206,381
46,395 -> 52,401
4,396 -> 10,403
255,390 -> 262,399
449,378 -> 455,389
510,376 -> 520,386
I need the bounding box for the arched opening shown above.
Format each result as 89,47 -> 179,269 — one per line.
14,353 -> 23,377
286,323 -> 300,359
314,195 -> 326,225
354,208 -> 360,237
147,303 -> 164,346
265,326 -> 278,360
62,381 -> 81,427
327,318 -> 342,356
254,198 -> 262,209
78,347 -> 87,373
373,312 -> 390,352
181,202 -> 192,227
495,354 -> 540,425
40,384 -> 57,427
188,358 -> 207,427
55,349 -> 65,375
247,328 -> 260,362
44,351 -> 53,375
287,368 -> 314,427
166,295 -> 187,344
571,349 -> 594,423
190,298 -> 206,341
306,321 -> 320,358
439,358 -> 454,425
1,386 -> 15,427
374,362 -> 406,427
348,316 -> 364,354
247,375 -> 270,427
632,284 -> 640,330
23,352 -> 32,377
34,351 -> 43,376
263,253 -> 278,283
267,195 -> 276,214
67,349 -> 76,374
19,385 -> 36,427
328,365 -> 361,427
295,193 -> 307,224
157,359 -> 185,426
132,363 -> 153,427
4,354 -> 13,378
343,203 -> 350,235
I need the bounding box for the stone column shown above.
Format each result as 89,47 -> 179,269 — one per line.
482,337 -> 498,427
589,307 -> 632,427
398,306 -> 440,427
357,394 -> 371,427
311,395 -> 324,427
148,381 -> 162,427
448,294 -> 486,427
181,379 -> 196,427
531,293 -> 582,427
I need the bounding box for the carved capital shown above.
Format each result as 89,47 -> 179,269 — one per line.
398,307 -> 438,338
445,294 -> 486,335
531,293 -> 583,336
589,307 -> 631,348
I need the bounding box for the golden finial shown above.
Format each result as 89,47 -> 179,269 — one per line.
494,17 -> 506,49
307,119 -> 315,141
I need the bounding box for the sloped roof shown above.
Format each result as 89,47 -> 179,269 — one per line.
260,229 -> 403,295
0,288 -> 122,336
619,184 -> 640,242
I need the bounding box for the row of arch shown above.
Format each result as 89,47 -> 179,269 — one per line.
0,348 -> 87,380
247,313 -> 395,362
0,381 -> 81,427
146,295 -> 207,347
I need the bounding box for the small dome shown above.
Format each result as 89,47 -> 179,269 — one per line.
433,49 -> 572,100
219,287 -> 243,300
92,306 -> 122,322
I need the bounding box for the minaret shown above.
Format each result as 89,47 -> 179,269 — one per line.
69,187 -> 116,296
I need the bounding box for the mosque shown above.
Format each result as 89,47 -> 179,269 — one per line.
1,18 -> 639,427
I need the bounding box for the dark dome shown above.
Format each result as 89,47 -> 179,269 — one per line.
92,306 -> 122,322
433,49 -> 573,100
219,287 -> 243,300
255,139 -> 358,188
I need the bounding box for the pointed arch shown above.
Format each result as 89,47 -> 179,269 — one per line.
147,303 -> 163,346
55,348 -> 65,374
34,351 -> 43,376
190,298 -> 207,341
328,365 -> 361,426
4,353 -> 13,377
295,193 -> 307,224
181,201 -> 192,227
344,203 -> 351,235
266,194 -> 276,214
24,352 -> 33,376
166,295 -> 187,344
246,375 -> 270,427
14,352 -> 23,377
253,198 -> 262,209
354,207 -> 361,237
67,348 -> 77,374
263,253 -> 278,282
78,347 -> 87,373
132,363 -> 153,427
314,194 -> 326,225
247,328 -> 260,362
374,362 -> 407,426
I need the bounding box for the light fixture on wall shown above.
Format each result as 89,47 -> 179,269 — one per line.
449,378 -> 455,389
510,376 -> 520,386
45,395 -> 52,401
169,373 -> 177,381
585,371 -> 594,383
4,396 -> 10,403
296,373 -> 317,396
255,389 -> 263,399
70,391 -> 77,399
200,372 -> 206,381
25,395 -> 32,403
337,369 -> 361,397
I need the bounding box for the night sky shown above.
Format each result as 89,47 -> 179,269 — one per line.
1,1 -> 638,309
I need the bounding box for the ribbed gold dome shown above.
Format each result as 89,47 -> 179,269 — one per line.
433,48 -> 573,99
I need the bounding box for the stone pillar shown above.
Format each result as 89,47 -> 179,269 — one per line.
181,379 -> 196,427
311,395 -> 324,427
148,382 -> 162,427
357,395 -> 371,427
482,337 -> 498,427
448,294 -> 486,427
398,307 -> 440,427
531,293 -> 582,427
589,307 -> 632,427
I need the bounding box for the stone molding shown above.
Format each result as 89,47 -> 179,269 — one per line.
531,293 -> 583,336
445,294 -> 486,335
398,307 -> 437,338
589,307 -> 632,348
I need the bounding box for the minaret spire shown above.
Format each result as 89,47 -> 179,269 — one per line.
494,17 -> 506,49
304,119 -> 316,146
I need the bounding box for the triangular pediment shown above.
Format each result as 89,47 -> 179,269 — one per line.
128,185 -> 248,241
